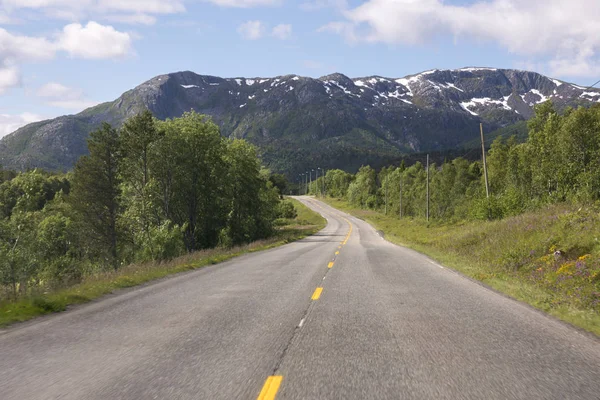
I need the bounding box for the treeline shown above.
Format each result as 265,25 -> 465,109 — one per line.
312,102 -> 600,220
0,111 -> 287,300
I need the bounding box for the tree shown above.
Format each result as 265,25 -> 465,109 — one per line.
269,173 -> 289,198
325,169 -> 353,198
225,140 -> 275,245
69,123 -> 122,270
347,166 -> 377,208
154,112 -> 228,251
119,110 -> 163,258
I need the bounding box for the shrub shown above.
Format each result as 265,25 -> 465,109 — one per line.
277,200 -> 297,219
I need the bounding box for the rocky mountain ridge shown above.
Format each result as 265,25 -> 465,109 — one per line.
1,67 -> 597,175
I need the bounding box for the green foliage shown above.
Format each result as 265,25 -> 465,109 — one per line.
337,102 -> 600,222
133,221 -> 186,263
269,173 -> 289,197
347,166 -> 377,208
276,200 -> 298,219
324,169 -> 353,198
69,123 -> 122,270
1,110 -> 282,304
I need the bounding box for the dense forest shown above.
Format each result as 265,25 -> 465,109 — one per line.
311,102 -> 600,220
0,111 -> 291,301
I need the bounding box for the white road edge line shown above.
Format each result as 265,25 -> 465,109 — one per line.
298,318 -> 305,328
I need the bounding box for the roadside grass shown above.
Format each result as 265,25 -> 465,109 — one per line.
323,197 -> 600,336
0,198 -> 326,328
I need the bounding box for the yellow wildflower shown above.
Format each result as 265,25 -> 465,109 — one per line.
557,261 -> 576,275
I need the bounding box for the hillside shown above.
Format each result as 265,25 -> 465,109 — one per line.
1,68 -> 598,175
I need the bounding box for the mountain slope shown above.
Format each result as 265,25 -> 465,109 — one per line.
1,68 -> 598,175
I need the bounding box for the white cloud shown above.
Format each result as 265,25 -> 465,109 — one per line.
300,0 -> 346,11
0,22 -> 133,95
237,20 -> 265,40
206,0 -> 279,7
0,0 -> 185,24
323,0 -> 600,77
0,28 -> 56,93
96,0 -> 185,14
0,28 -> 56,62
0,65 -> 21,94
0,112 -> 44,138
37,82 -> 99,110
57,21 -> 133,59
37,82 -> 77,98
104,14 -> 157,25
272,24 -> 292,40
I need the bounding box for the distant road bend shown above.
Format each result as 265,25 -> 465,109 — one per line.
1,197 -> 599,399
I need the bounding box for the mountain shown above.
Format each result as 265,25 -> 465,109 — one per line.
1,67 -> 598,176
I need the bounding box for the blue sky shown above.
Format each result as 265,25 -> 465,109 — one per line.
1,0 -> 599,136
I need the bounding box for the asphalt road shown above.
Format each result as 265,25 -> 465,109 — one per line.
1,196 -> 599,400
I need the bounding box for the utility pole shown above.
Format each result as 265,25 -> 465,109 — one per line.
384,174 -> 388,215
306,172 -> 309,195
322,169 -> 326,197
399,174 -> 403,219
305,172 -> 308,195
317,167 -> 322,197
480,123 -> 490,199
426,154 -> 430,222
310,169 -> 314,195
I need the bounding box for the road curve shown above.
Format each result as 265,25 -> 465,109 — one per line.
1,196 -> 599,399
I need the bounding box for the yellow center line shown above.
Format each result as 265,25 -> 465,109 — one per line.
328,261 -> 334,268
335,251 -> 339,255
311,287 -> 323,300
257,376 -> 283,400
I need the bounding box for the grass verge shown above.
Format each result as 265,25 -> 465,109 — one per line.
323,197 -> 600,336
0,198 -> 326,328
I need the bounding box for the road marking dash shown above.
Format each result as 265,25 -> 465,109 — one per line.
328,261 -> 334,268
311,287 -> 323,300
335,251 -> 339,255
257,376 -> 282,400
298,318 -> 305,327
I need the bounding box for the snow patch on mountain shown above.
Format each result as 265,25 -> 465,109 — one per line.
181,84 -> 199,89
530,89 -> 548,103
395,77 -> 417,96
459,67 -> 498,72
460,96 -> 511,116
581,92 -> 600,102
442,82 -> 464,92
325,80 -> 356,96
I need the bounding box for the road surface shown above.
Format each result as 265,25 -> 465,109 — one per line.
1,196 -> 599,399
